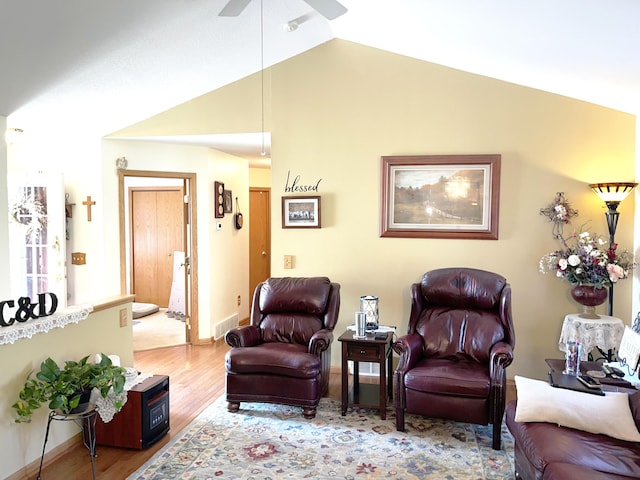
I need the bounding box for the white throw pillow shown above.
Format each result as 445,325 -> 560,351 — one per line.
514,375 -> 640,442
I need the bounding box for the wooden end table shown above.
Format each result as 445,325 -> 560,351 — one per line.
338,330 -> 393,419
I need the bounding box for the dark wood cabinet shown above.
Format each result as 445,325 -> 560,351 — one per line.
95,375 -> 170,450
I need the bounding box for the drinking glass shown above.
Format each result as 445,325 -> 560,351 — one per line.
564,340 -> 582,375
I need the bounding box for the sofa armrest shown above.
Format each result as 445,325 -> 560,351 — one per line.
309,329 -> 333,355
225,325 -> 262,348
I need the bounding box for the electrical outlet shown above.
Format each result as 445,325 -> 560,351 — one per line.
284,255 -> 293,269
119,308 -> 128,327
71,252 -> 86,265
237,295 -> 241,306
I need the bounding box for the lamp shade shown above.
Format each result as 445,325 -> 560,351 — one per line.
589,182 -> 637,204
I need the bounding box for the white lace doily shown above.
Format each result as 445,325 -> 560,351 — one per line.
92,372 -> 154,423
0,304 -> 93,346
559,313 -> 625,360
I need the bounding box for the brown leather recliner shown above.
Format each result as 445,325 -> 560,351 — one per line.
393,267 -> 515,450
224,277 -> 340,418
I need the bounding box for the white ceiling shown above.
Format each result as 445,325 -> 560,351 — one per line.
2,0 -> 639,165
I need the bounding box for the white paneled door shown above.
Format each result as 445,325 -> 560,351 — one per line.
8,172 -> 66,310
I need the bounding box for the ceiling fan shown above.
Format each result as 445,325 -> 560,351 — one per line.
219,0 -> 347,20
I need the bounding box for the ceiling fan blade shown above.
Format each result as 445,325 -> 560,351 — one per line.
218,0 -> 252,17
303,0 -> 347,20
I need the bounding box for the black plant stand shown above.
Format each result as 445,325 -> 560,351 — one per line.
37,405 -> 98,480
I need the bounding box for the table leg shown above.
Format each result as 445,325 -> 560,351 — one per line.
341,342 -> 348,415
353,361 -> 360,403
379,344 -> 387,420
387,342 -> 393,400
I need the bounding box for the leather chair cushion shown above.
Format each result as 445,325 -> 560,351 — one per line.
543,463 -> 640,480
225,343 -> 321,379
420,268 -> 506,310
404,357 -> 490,398
416,308 -> 504,363
259,277 -> 331,314
261,313 -> 323,345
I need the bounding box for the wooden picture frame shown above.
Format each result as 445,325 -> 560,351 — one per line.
282,196 -> 321,229
223,189 -> 233,214
380,154 -> 501,240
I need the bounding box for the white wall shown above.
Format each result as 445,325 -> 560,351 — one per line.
0,116 -> 10,298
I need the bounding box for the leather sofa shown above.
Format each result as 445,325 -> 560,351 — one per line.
225,277 -> 340,418
505,392 -> 640,479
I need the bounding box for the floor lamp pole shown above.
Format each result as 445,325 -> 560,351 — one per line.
605,208 -> 619,317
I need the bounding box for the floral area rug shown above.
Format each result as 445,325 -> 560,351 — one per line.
127,396 -> 515,479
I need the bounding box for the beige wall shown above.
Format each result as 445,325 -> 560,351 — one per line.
0,302 -> 134,479
268,40 -> 635,378
114,39 -> 637,380
250,167 -> 272,188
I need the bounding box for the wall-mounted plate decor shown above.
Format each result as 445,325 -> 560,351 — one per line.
214,181 -> 225,218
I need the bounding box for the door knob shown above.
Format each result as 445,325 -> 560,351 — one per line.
262,251 -> 267,256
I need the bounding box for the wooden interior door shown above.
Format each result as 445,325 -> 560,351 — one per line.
131,187 -> 184,306
249,188 -> 271,298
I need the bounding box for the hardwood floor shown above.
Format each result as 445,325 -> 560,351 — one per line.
30,342 -> 516,479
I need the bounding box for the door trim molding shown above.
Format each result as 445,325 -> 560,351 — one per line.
118,169 -> 200,345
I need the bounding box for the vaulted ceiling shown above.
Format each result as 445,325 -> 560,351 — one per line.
2,0 -> 639,162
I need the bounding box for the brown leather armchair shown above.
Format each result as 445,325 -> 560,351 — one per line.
393,267 -> 515,450
225,277 -> 340,418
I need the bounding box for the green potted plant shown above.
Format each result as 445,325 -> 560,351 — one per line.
12,354 -> 126,423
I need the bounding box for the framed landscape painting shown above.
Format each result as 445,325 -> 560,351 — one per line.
380,154 -> 501,240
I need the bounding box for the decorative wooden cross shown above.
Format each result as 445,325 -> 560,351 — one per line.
82,196 -> 96,222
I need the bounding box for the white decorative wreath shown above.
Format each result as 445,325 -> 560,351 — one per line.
9,192 -> 47,236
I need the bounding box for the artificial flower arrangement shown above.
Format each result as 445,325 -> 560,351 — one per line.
539,230 -> 635,289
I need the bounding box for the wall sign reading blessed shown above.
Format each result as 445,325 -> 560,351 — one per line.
284,171 -> 322,193
0,293 -> 58,327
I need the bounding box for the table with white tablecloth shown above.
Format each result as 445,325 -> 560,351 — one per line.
558,313 -> 625,361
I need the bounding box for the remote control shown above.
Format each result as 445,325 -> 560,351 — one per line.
603,365 -> 625,378
577,374 -> 601,389
609,366 -> 625,377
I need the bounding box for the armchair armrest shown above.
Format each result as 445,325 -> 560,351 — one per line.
393,333 -> 423,372
309,329 -> 334,355
489,341 -> 513,384
225,325 -> 262,348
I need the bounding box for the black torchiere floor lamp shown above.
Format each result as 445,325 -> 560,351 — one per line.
589,182 -> 638,317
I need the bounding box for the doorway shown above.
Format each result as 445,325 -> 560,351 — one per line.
118,170 -> 199,347
249,188 -> 271,297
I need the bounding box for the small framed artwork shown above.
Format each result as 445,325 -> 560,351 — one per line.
223,190 -> 233,214
380,154 -> 501,240
282,196 -> 321,228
